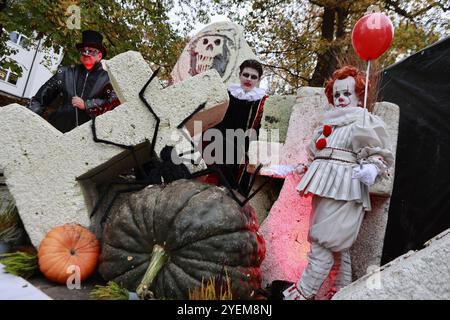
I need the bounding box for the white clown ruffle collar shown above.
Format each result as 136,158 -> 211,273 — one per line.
321,106 -> 368,126
228,83 -> 266,102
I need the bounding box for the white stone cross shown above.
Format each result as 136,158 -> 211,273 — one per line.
0,51 -> 228,247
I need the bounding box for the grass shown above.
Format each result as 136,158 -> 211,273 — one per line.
189,271 -> 233,300
90,281 -> 130,300
0,251 -> 38,278
0,201 -> 21,243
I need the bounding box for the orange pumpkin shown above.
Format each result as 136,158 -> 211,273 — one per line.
38,224 -> 100,284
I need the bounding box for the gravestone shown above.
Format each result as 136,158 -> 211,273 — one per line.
259,95 -> 297,144
0,51 -> 228,247
249,87 -> 399,288
170,22 -> 257,86
247,95 -> 296,223
333,229 -> 450,300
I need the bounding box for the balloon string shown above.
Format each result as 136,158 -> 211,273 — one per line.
363,60 -> 371,128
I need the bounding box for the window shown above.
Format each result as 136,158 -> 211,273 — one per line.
8,31 -> 30,49
9,31 -> 19,43
0,67 -> 19,86
0,68 -> 7,81
18,36 -> 30,48
8,72 -> 18,85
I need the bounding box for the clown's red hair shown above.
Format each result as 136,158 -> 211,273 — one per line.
324,65 -> 369,106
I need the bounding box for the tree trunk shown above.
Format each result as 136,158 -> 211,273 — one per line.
310,48 -> 339,87
310,7 -> 337,86
309,5 -> 349,87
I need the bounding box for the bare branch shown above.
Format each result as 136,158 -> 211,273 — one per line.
384,0 -> 445,19
263,62 -> 310,82
308,0 -> 325,8
257,46 -> 312,55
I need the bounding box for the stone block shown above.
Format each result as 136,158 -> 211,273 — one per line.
260,95 -> 296,144
248,87 -> 327,169
248,176 -> 284,224
259,173 -> 311,288
334,229 -> 450,300
0,173 -> 13,212
246,95 -> 296,219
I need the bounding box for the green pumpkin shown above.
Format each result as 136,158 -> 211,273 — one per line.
99,179 -> 265,299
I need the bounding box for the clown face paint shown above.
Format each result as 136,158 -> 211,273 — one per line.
333,76 -> 360,108
239,67 -> 261,92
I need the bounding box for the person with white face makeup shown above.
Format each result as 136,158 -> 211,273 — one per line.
203,59 -> 267,196
283,65 -> 394,300
332,76 -> 361,108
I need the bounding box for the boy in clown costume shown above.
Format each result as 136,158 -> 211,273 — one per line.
283,65 -> 394,300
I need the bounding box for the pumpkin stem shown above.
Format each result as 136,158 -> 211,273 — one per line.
136,244 -> 168,299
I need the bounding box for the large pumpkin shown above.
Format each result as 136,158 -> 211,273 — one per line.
38,224 -> 100,284
99,179 -> 265,299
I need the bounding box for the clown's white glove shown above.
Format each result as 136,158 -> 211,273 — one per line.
295,163 -> 307,175
352,163 -> 379,186
260,164 -> 295,176
260,164 -> 306,178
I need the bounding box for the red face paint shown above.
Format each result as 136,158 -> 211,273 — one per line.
80,47 -> 101,70
81,55 -> 96,70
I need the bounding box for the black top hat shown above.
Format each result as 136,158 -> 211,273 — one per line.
76,30 -> 107,57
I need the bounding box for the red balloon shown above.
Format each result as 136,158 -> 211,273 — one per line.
352,13 -> 394,61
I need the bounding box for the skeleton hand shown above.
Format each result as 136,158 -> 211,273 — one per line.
352,163 -> 379,186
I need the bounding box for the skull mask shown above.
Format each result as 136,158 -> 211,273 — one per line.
190,35 -> 227,76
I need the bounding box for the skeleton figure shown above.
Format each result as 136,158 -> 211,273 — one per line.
189,34 -> 230,77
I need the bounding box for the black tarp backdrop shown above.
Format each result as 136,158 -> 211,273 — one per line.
379,36 -> 450,264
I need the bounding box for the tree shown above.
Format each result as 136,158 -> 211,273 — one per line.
0,0 -> 21,76
210,0 -> 449,94
0,0 -> 193,79
1,0 -> 448,93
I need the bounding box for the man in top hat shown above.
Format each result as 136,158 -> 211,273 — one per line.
28,30 -> 120,133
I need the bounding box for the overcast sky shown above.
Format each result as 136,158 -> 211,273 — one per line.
189,14 -> 231,35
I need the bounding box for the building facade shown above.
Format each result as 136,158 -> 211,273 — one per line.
0,31 -> 63,103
